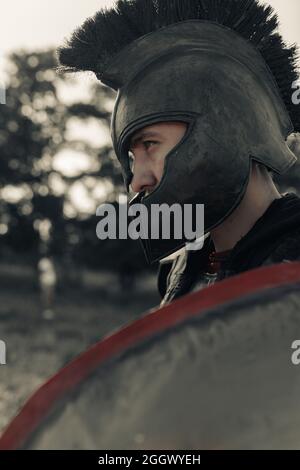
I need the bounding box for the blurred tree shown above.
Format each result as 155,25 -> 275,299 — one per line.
0,49 -> 153,286
0,50 -> 67,265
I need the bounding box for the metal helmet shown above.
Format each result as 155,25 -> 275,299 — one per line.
58,0 -> 300,264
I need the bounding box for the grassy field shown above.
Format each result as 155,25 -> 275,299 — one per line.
0,272 -> 159,434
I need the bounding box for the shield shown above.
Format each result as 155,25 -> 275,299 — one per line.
1,262 -> 300,450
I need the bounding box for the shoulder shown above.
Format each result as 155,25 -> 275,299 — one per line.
157,237 -> 213,302
157,259 -> 173,299
264,226 -> 300,265
157,250 -> 187,300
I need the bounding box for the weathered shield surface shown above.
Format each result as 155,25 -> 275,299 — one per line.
1,262 -> 300,450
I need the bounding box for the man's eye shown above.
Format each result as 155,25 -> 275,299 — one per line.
143,141 -> 157,150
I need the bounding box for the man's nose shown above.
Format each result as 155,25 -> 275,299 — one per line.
130,162 -> 157,194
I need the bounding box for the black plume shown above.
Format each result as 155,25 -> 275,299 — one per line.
57,0 -> 300,130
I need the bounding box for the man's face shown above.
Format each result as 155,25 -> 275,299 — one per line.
129,121 -> 187,195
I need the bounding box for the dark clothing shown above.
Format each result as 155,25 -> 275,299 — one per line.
158,193 -> 300,306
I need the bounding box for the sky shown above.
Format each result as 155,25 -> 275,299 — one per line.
1,1 -> 116,55
1,0 -> 299,55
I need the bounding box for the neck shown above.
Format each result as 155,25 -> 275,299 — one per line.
210,163 -> 282,253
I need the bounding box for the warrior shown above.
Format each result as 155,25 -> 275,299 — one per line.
57,0 -> 300,306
